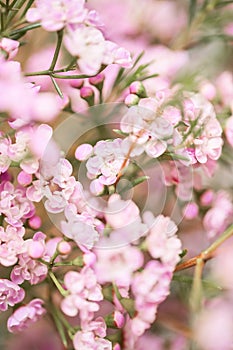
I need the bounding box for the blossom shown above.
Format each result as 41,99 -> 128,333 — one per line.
73,317 -> 111,350
203,191 -> 233,239
61,267 -> 103,321
193,298 -> 233,350
144,213 -> 182,270
27,158 -> 78,214
131,260 -> 173,336
10,252 -> 48,285
0,60 -> 60,126
0,181 -> 35,227
0,225 -> 26,267
0,38 -> 19,60
183,94 -> 223,164
26,0 -> 87,31
64,26 -> 132,75
86,139 -> 126,186
0,279 -> 25,312
7,299 -> 46,333
95,245 -> 144,293
64,26 -> 106,75
61,204 -> 99,249
120,103 -> 173,159
225,115 -> 233,147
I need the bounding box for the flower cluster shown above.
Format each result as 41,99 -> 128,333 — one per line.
1,0 -> 233,349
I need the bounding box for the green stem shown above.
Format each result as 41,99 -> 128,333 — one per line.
20,0 -> 35,19
49,30 -> 63,71
9,22 -> 40,38
189,258 -> 204,312
51,73 -> 91,79
6,0 -> 28,25
202,224 -> 233,257
48,271 -> 68,297
49,305 -> 68,348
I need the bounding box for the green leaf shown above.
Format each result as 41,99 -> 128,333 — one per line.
189,0 -> 198,24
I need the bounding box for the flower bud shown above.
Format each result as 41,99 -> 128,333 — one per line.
124,93 -> 140,107
28,241 -> 45,259
183,202 -> 199,220
75,143 -> 93,161
28,215 -> 42,230
57,241 -> 72,255
69,78 -> 84,89
200,190 -> 214,206
17,171 -> 32,186
90,179 -> 105,196
80,86 -> 95,106
89,73 -> 105,90
129,81 -> 146,97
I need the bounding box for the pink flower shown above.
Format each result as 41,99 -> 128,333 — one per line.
183,202 -> 199,220
95,245 -> 143,290
105,194 -> 141,229
225,115 -> 233,147
0,279 -> 25,312
86,139 -> 126,186
61,267 -> 103,320
0,60 -> 60,125
0,38 -> 19,60
7,299 -> 46,333
0,225 -> 26,267
26,0 -> 86,31
103,41 -> 132,68
144,213 -> 182,270
0,134 -> 11,174
10,252 -> 48,285
194,298 -> 233,350
73,317 -> 111,349
203,191 -> 233,239
75,144 -> 93,161
0,181 -> 35,227
64,26 -> 105,75
131,260 -> 173,336
27,158 -> 78,214
61,204 -> 99,249
120,104 -> 173,159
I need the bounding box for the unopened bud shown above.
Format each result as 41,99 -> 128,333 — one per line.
129,81 -> 146,97
124,93 -> 139,107
80,86 -> 95,106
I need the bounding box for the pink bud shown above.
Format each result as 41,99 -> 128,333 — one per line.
129,81 -> 146,97
80,86 -> 95,106
28,241 -> 45,259
90,179 -> 105,196
28,215 -> 42,229
183,202 -> 199,220
200,190 -> 214,206
114,310 -> 125,328
124,93 -> 140,107
80,86 -> 94,98
83,251 -> 96,267
89,73 -> 105,86
75,143 -> 93,161
57,241 -> 72,255
200,82 -> 216,101
113,344 -> 121,350
69,78 -> 84,89
17,171 -> 32,186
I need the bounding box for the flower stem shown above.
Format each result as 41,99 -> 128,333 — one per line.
49,30 -> 63,71
175,224 -> 233,272
48,271 -> 68,297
